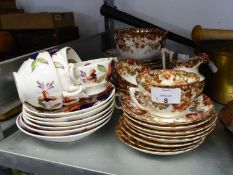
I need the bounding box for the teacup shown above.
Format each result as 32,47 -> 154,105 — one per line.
69,57 -> 115,96
13,51 -> 63,109
114,28 -> 167,59
52,47 -> 87,100
113,59 -> 145,109
129,69 -> 201,118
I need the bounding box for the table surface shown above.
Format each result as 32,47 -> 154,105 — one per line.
0,104 -> 233,175
0,33 -> 233,175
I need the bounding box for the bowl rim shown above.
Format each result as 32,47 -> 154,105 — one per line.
114,27 -> 168,37
136,69 -> 201,87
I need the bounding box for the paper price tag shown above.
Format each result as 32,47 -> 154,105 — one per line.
177,54 -> 190,62
151,87 -> 181,104
208,60 -> 218,73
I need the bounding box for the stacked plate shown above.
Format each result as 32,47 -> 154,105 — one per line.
116,94 -> 217,155
16,85 -> 115,142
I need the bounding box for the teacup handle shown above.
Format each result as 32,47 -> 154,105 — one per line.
161,48 -> 174,69
129,87 -> 146,110
114,93 -> 122,110
63,85 -> 88,98
69,63 -> 82,85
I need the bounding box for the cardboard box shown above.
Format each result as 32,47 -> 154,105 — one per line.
0,12 -> 74,29
0,9 -> 24,16
0,0 -> 16,10
10,26 -> 79,55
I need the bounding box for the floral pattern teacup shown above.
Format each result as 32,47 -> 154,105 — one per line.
52,47 -> 89,104
13,51 -> 63,110
69,57 -> 115,96
129,69 -> 202,118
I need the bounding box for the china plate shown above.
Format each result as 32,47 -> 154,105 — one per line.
122,94 -> 214,126
124,110 -> 216,131
118,121 -> 204,148
124,114 -> 217,136
22,107 -> 114,130
116,124 -> 204,155
23,99 -> 114,122
119,117 -> 215,144
124,117 -> 215,139
23,85 -> 115,117
18,111 -> 113,136
17,115 -> 111,142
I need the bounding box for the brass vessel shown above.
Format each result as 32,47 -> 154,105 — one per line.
198,40 -> 233,104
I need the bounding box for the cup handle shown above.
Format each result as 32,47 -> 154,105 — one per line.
69,63 -> 82,85
63,85 -> 88,98
129,87 -> 146,110
114,93 -> 122,110
161,48 -> 174,69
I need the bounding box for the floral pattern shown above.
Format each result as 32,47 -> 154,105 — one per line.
114,28 -> 167,58
79,62 -> 113,84
37,81 -> 61,109
31,53 -> 49,72
136,69 -> 202,113
172,53 -> 209,68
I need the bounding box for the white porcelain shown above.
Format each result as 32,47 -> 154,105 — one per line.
70,57 -> 115,96
24,97 -> 114,121
19,109 -> 113,136
16,114 -> 111,142
52,47 -> 87,100
22,107 -> 114,130
59,47 -> 82,64
23,86 -> 115,117
13,51 -> 63,109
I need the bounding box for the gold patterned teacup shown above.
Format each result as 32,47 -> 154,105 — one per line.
129,69 -> 202,118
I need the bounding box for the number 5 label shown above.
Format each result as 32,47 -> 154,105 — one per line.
151,87 -> 181,104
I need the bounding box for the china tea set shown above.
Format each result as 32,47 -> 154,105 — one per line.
113,27 -> 216,155
14,47 -> 116,142
13,27 -> 216,155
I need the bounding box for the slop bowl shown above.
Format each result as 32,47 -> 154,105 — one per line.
114,28 -> 167,59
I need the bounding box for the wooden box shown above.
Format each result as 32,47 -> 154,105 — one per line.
0,12 -> 74,29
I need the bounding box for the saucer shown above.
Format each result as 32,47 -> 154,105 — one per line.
120,117 -> 215,143
23,85 -> 115,117
116,121 -> 204,155
124,113 -> 217,136
124,110 -> 216,131
119,120 -> 204,148
122,94 -> 215,126
16,114 -> 111,142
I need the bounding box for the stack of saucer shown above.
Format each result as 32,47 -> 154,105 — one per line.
16,85 -> 115,142
116,94 -> 216,155
13,47 -> 116,142
116,69 -> 216,155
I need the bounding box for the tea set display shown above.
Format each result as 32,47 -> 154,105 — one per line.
14,47 -> 116,142
13,27 -> 216,155
113,27 -> 216,155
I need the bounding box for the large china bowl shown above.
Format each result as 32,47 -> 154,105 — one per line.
130,69 -> 203,118
114,28 -> 167,59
